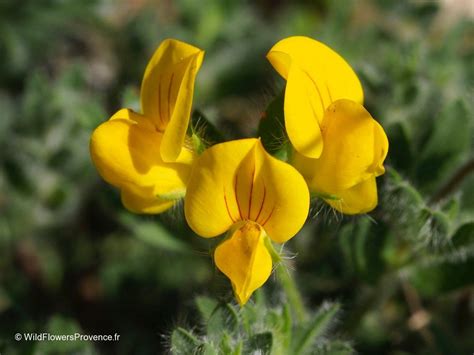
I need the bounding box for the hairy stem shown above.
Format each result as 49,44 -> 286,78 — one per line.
275,262 -> 307,323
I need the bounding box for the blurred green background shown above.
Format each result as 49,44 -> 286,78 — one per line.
1,0 -> 473,354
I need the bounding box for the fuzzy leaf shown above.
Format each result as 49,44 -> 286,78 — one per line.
293,302 -> 341,355
171,328 -> 202,354
196,296 -> 219,322
408,223 -> 474,296
339,218 -> 387,283
198,299 -> 239,342
244,332 -> 273,355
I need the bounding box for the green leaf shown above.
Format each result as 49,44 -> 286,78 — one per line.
441,196 -> 460,221
200,342 -> 220,355
293,302 -> 341,355
244,332 -> 273,355
171,328 -> 202,354
196,296 -> 219,322
416,100 -> 472,191
120,215 -> 190,253
201,300 -> 239,341
219,333 -> 236,355
407,223 -> 474,296
338,218 -> 387,282
451,222 -> 474,249
313,340 -> 354,355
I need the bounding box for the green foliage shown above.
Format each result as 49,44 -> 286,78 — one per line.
1,0 -> 473,354
405,222 -> 474,297
170,295 -> 352,355
258,91 -> 292,161
415,100 -> 471,191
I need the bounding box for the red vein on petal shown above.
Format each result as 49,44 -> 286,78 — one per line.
325,81 -> 333,103
223,189 -> 236,223
247,166 -> 255,219
261,205 -> 275,227
255,184 -> 266,223
167,72 -> 174,123
234,174 -> 243,220
305,70 -> 327,111
158,79 -> 164,127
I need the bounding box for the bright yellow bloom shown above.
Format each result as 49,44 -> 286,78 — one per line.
185,139 -> 309,304
268,36 -> 388,214
267,36 -> 363,159
90,39 -> 204,213
293,99 -> 389,214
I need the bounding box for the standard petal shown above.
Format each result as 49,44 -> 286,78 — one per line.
267,36 -> 363,159
295,99 -> 384,193
283,63 -> 324,158
326,177 -> 378,215
90,112 -> 193,201
267,36 -> 363,106
214,222 -> 272,305
140,39 -> 204,162
185,139 -> 257,238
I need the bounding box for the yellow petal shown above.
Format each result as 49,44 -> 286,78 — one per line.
283,62 -> 324,158
90,109 -> 193,213
185,139 -> 256,238
109,108 -> 153,130
267,36 -> 363,159
160,54 -> 202,162
121,188 -> 175,214
372,121 -> 389,177
140,39 -> 204,162
214,222 -> 272,305
326,177 -> 378,215
255,141 -> 310,243
294,99 -> 386,193
184,139 -> 309,243
267,36 -> 363,104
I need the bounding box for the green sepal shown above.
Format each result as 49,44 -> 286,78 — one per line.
188,109 -> 225,154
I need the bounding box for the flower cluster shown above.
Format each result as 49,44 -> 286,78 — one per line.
90,37 -> 388,305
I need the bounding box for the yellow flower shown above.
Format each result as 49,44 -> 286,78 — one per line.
185,139 -> 309,304
267,36 -> 363,159
90,39 -> 204,213
293,99 -> 389,214
267,36 -> 388,214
